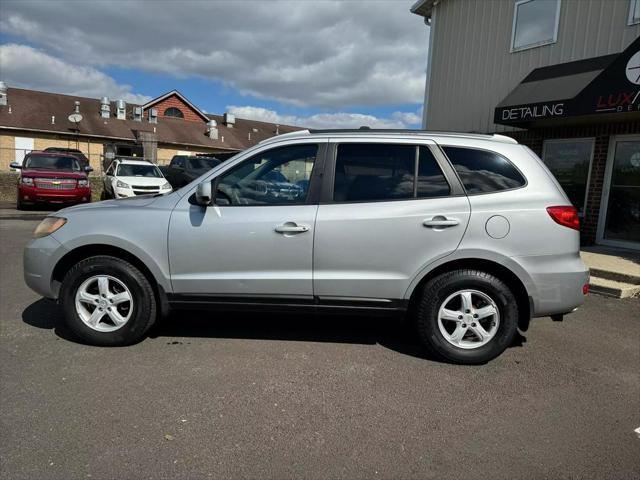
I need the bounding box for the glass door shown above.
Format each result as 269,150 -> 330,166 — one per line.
598,136 -> 640,249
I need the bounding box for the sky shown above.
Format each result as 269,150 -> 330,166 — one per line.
0,0 -> 429,129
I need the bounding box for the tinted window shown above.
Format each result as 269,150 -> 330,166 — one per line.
24,155 -> 80,171
334,144 -> 415,201
443,146 -> 526,194
333,144 -> 449,202
171,156 -> 187,167
417,146 -> 450,198
187,157 -> 220,170
216,144 -> 317,206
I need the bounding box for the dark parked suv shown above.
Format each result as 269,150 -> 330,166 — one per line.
159,155 -> 221,189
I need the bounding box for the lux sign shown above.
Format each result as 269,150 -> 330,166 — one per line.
500,102 -> 565,121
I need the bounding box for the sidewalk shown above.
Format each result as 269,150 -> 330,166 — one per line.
0,201 -> 53,221
581,246 -> 640,298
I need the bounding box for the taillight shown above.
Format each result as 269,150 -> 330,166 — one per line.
546,206 -> 580,230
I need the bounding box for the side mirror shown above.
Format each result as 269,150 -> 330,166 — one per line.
10,162 -> 22,169
84,166 -> 94,173
195,181 -> 212,206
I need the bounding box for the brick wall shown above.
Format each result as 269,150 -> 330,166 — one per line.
507,120 -> 640,245
148,95 -> 204,123
0,131 -> 106,171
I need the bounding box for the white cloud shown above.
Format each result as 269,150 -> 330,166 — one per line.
0,43 -> 151,104
0,1 -> 428,108
391,111 -> 422,125
227,105 -> 422,129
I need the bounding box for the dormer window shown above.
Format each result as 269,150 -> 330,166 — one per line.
165,107 -> 184,118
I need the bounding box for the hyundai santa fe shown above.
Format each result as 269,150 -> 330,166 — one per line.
23,130 -> 589,364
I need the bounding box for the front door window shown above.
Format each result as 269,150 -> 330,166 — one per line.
216,144 -> 317,205
603,139 -> 640,245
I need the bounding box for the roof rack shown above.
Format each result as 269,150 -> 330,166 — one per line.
259,128 -> 518,145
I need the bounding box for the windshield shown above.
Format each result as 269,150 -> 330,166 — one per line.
187,157 -> 220,170
24,155 -> 80,171
117,163 -> 163,178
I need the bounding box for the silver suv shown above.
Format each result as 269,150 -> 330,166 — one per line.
24,130 -> 589,364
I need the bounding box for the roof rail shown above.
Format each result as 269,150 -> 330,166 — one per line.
258,129 -> 518,145
259,130 -> 310,144
490,134 -> 518,144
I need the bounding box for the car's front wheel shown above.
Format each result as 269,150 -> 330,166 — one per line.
60,255 -> 157,346
415,269 -> 518,364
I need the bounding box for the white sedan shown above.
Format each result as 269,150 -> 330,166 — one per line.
103,158 -> 172,199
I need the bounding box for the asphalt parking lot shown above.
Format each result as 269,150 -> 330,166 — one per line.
0,217 -> 638,480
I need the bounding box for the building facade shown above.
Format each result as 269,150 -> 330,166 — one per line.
412,0 -> 640,249
0,86 -> 300,173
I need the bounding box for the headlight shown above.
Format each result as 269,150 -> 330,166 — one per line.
161,182 -> 172,189
116,180 -> 130,188
21,177 -> 34,186
33,217 -> 67,239
78,179 -> 89,187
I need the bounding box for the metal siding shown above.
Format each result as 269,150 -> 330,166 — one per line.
424,0 -> 640,133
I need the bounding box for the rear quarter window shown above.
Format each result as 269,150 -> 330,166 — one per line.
442,146 -> 526,194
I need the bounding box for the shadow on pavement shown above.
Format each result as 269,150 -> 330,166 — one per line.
22,298 -> 527,362
21,298 -> 85,344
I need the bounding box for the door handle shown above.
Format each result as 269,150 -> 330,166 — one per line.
275,222 -> 310,234
423,217 -> 460,228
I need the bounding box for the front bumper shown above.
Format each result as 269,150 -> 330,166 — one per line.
18,185 -> 91,204
23,233 -> 68,299
114,186 -> 172,198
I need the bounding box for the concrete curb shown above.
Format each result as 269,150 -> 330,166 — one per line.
0,213 -> 48,221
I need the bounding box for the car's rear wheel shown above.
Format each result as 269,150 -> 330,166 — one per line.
60,255 -> 157,346
415,269 -> 518,364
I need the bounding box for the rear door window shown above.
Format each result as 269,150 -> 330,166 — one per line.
417,146 -> 451,198
333,144 -> 450,202
442,146 -> 526,194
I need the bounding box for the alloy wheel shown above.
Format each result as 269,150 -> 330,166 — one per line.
74,275 -> 133,332
437,289 -> 500,349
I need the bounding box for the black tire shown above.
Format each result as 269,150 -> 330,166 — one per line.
16,199 -> 25,210
60,255 -> 157,346
415,269 -> 518,365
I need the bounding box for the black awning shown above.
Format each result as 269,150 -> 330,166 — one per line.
495,37 -> 640,127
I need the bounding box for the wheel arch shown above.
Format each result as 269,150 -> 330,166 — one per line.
51,244 -> 170,318
406,255 -> 534,331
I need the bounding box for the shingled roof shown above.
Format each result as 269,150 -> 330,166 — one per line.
0,87 -> 302,151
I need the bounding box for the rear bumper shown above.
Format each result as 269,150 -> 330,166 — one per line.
18,185 -> 91,204
513,253 -> 590,317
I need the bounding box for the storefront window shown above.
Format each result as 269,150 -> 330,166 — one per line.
542,138 -> 594,217
629,0 -> 640,25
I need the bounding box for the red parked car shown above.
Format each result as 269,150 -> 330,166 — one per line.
10,152 -> 93,209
